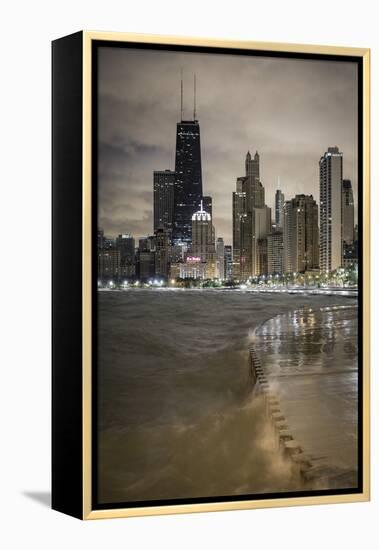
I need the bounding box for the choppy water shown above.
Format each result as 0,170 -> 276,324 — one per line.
97,289 -> 357,504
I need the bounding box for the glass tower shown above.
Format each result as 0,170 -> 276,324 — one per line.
173,120 -> 203,244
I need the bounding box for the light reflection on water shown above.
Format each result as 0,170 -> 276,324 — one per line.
254,305 -> 358,483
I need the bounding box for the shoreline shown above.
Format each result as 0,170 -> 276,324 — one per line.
98,286 -> 358,297
250,304 -> 358,489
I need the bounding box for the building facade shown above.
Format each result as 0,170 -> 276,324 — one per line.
116,234 -> 135,278
191,201 -> 215,278
342,179 -> 354,245
283,194 -> 319,273
319,147 -> 343,272
215,237 -> 225,279
153,170 -> 175,233
224,245 -> 233,281
154,228 -> 170,279
275,189 -> 285,228
267,230 -> 284,275
173,119 -> 203,244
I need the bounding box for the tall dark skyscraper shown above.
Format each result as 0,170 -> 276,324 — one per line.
173,76 -> 203,244
173,119 -> 203,244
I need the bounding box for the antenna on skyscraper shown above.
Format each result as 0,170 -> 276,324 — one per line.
193,73 -> 197,120
277,176 -> 281,189
180,68 -> 184,121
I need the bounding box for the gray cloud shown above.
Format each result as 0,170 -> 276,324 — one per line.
98,46 -> 358,244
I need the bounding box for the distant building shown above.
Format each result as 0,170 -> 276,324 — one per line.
320,147 -> 343,272
284,194 -> 319,273
169,262 -> 181,279
215,237 -> 225,279
116,234 -> 135,278
342,179 -> 354,245
154,228 -> 170,279
191,201 -> 215,278
137,251 -> 155,281
232,190 -> 247,280
224,245 -> 233,281
97,229 -> 115,250
343,241 -> 358,268
153,170 -> 175,233
232,151 -> 270,281
267,230 -> 284,274
180,256 -> 206,279
252,206 -> 271,276
138,236 -> 156,252
257,238 -> 268,276
98,249 -> 120,281
275,189 -> 285,228
173,118 -> 203,245
203,195 -> 212,219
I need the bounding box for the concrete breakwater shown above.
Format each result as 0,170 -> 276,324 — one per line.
249,305 -> 359,490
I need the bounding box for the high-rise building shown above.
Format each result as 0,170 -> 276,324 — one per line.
173,118 -> 203,244
232,190 -> 247,280
267,230 -> 284,275
342,179 -> 354,245
239,213 -> 253,280
257,238 -> 268,276
154,228 -> 170,279
275,189 -> 285,227
283,194 -> 319,273
116,234 -> 135,278
215,237 -> 225,279
252,206 -> 271,276
343,241 -> 358,268
153,170 -> 175,233
224,245 -> 233,281
138,236 -> 155,252
191,201 -> 215,278
242,151 -> 265,210
319,147 -> 343,272
98,249 -> 120,282
203,195 -> 212,219
232,151 -> 270,280
137,251 -> 155,281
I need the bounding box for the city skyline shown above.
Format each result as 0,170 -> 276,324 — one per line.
98,46 -> 358,243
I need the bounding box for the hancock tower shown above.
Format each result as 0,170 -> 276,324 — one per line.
173,75 -> 203,245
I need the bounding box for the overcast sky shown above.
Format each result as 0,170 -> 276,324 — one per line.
98,46 -> 358,245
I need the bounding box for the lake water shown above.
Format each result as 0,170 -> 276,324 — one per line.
97,289 -> 358,504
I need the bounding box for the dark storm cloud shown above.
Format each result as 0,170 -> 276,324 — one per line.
98,46 -> 358,243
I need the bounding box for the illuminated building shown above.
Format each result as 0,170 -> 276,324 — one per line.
191,201 -> 215,278
153,170 -> 175,233
319,147 -> 343,272
216,237 -> 225,279
173,76 -> 203,245
342,179 -> 354,245
283,194 -> 319,273
116,234 -> 135,278
267,230 -> 284,275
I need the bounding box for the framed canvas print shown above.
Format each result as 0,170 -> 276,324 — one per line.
52,31 -> 370,520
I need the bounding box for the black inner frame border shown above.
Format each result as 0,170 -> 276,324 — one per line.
91,39 -> 364,511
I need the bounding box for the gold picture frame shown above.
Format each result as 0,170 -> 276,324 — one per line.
52,31 -> 370,520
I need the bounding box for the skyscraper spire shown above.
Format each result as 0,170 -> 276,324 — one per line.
180,68 -> 184,121
193,73 -> 197,120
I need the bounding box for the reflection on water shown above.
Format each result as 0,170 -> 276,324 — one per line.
254,305 -> 358,487
97,290 -> 358,503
